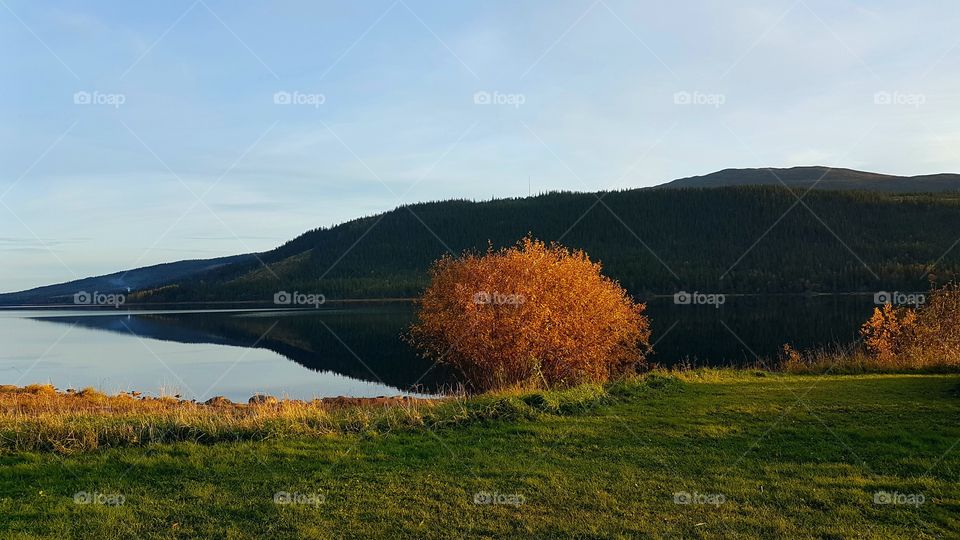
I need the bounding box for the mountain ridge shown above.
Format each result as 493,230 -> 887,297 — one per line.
0,254 -> 254,305
5,166 -> 960,306
656,166 -> 960,192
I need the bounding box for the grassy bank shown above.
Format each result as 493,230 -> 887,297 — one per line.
0,377 -> 654,454
2,372 -> 959,538
779,343 -> 960,375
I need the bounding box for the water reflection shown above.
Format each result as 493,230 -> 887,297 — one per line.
25,306 -> 451,400
5,295 -> 878,399
645,294 -> 874,367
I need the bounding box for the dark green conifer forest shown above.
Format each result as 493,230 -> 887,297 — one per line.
139,186 -> 960,301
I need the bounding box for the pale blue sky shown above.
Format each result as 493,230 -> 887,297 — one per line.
2,0 -> 959,291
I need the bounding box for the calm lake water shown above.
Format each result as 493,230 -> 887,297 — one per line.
0,296 -> 878,401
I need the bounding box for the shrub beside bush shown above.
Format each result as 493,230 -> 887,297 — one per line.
784,282 -> 960,373
860,282 -> 960,369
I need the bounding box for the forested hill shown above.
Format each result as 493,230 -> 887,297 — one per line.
0,255 -> 254,305
657,166 -> 960,192
123,186 -> 960,303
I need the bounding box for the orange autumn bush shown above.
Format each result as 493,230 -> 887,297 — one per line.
409,238 -> 651,392
860,304 -> 918,366
859,282 -> 960,369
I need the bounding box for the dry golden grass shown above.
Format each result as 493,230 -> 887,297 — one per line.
0,380 -> 619,454
0,385 -> 446,454
779,343 -> 960,375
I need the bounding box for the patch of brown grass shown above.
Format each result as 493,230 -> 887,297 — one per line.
0,376 -> 644,455
0,386 -> 441,454
780,340 -> 960,375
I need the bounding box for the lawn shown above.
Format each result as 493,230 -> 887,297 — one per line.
1,372 -> 958,538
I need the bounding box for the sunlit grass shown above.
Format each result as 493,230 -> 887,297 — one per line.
780,343 -> 960,374
0,377 -> 657,454
1,373 -> 957,538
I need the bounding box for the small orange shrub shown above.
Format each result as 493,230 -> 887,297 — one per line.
860,282 -> 960,369
909,282 -> 960,363
860,304 -> 918,365
409,237 -> 651,392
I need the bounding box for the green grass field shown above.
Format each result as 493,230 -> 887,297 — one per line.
2,372 -> 958,539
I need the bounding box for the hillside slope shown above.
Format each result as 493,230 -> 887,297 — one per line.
134,187 -> 960,302
7,169 -> 960,305
0,254 -> 254,305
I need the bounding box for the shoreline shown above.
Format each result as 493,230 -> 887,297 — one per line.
0,383 -> 441,409
4,369 -> 958,455
0,290 -> 938,311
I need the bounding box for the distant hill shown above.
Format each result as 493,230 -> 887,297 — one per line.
655,167 -> 960,193
6,168 -> 960,306
0,254 -> 254,305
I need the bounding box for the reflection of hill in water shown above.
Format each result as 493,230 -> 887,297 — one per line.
33,296 -> 875,391
36,307 -> 454,394
646,295 -> 874,366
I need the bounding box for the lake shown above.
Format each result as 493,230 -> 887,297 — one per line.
0,296 -> 879,401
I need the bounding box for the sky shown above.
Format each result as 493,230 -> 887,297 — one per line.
2,0 -> 960,292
